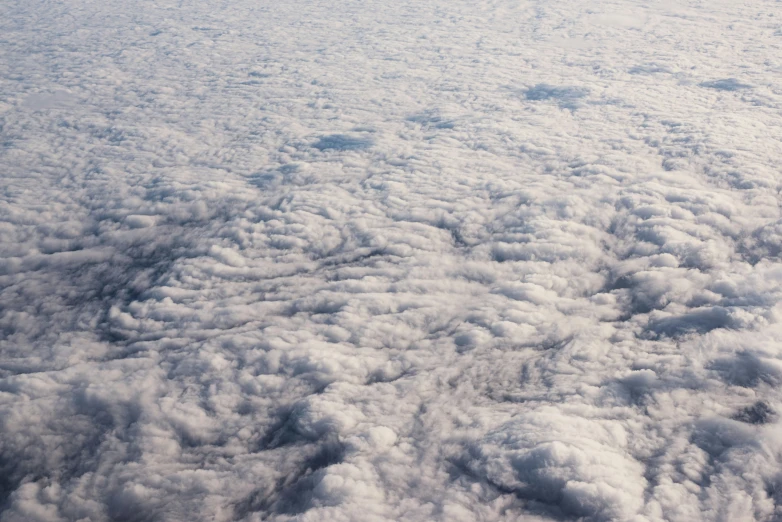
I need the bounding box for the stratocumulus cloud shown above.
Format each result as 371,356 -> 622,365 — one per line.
2,0 -> 782,520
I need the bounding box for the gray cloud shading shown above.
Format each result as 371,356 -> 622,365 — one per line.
2,0 -> 782,521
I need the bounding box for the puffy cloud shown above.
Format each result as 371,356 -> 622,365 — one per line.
2,0 -> 782,520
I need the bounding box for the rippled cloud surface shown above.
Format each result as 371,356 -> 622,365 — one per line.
3,0 -> 782,520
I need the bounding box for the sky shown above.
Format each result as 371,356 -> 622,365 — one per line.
2,0 -> 782,520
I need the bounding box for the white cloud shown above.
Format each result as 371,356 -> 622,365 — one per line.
2,0 -> 782,520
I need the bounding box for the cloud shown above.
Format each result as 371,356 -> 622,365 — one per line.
2,0 -> 782,520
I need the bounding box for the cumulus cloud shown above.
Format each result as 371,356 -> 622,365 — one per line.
2,0 -> 782,520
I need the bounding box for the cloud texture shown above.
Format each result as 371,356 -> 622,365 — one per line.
2,0 -> 782,520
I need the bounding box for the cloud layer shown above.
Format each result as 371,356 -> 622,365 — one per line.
2,0 -> 782,520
